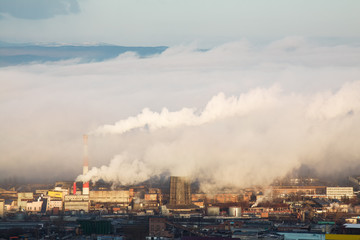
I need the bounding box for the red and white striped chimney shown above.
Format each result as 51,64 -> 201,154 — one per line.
82,134 -> 89,195
83,134 -> 89,175
83,182 -> 89,195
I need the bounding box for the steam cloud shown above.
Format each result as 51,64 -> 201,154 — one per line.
91,88 -> 279,135
1,37 -> 360,186
78,80 -> 360,191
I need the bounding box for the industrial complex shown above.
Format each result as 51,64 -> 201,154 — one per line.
1,135 -> 360,239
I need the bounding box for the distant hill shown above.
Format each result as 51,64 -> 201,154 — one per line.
0,42 -> 168,67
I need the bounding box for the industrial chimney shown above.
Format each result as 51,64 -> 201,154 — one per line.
73,182 -> 77,195
82,134 -> 89,195
83,134 -> 89,175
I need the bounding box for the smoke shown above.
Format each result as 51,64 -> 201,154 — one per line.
77,80 -> 360,191
79,152 -> 153,185
251,188 -> 273,208
1,38 -> 360,185
91,87 -> 280,135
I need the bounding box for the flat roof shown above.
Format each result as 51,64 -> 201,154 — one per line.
344,224 -> 360,229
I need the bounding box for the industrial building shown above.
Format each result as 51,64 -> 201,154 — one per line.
25,201 -> 43,213
192,193 -> 241,203
89,190 -> 130,206
17,192 -> 34,211
45,197 -> 63,211
169,176 -> 191,206
64,194 -> 89,212
326,187 -> 354,199
271,186 -> 326,197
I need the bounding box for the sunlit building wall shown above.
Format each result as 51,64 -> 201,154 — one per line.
326,187 -> 354,200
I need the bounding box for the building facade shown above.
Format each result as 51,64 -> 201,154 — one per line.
0,199 -> 4,218
64,195 -> 89,212
326,187 -> 354,199
89,190 -> 130,206
169,176 -> 191,205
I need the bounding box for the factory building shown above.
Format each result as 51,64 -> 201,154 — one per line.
141,188 -> 162,209
271,186 -> 326,197
44,196 -> 63,211
17,192 -> 34,211
192,193 -> 240,204
64,194 -> 89,212
89,190 -> 130,206
326,187 -> 354,199
48,191 -> 65,200
25,201 -> 43,213
145,188 -> 162,202
169,176 -> 191,206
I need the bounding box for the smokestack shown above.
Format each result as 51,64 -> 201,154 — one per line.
73,182 -> 77,195
82,134 -> 89,195
83,134 -> 89,175
83,182 -> 89,195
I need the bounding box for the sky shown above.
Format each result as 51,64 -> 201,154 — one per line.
0,0 -> 359,46
1,1 -> 360,189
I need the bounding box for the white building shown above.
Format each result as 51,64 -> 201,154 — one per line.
64,195 -> 89,212
26,201 -> 43,213
47,198 -> 63,211
326,187 -> 354,200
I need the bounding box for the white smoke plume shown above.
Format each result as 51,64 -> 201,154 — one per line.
91,87 -> 280,135
251,188 -> 273,208
78,80 -> 360,191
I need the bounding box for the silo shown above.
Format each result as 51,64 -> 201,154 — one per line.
228,206 -> 241,217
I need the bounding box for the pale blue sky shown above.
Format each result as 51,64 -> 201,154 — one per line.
0,0 -> 359,46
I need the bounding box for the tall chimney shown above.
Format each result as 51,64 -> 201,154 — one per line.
83,182 -> 89,195
83,134 -> 89,175
82,134 -> 90,195
73,182 -> 77,195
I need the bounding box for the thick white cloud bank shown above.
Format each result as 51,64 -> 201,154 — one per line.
1,38 -> 360,189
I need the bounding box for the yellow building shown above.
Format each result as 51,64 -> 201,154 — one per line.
48,191 -> 63,199
326,234 -> 360,240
